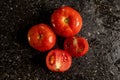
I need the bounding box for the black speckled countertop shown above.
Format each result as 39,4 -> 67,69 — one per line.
0,0 -> 120,80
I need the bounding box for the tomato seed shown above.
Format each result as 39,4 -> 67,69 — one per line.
49,55 -> 55,65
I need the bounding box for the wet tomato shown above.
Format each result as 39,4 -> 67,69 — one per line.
64,36 -> 89,57
27,24 -> 56,52
46,49 -> 72,72
51,6 -> 82,37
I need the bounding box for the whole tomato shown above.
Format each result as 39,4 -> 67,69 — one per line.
27,24 -> 56,52
51,6 -> 82,37
46,49 -> 72,72
64,36 -> 89,57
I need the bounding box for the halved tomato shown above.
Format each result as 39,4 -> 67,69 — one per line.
46,49 -> 72,72
64,36 -> 89,57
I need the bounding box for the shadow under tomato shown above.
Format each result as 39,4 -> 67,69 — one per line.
14,6 -> 55,71
31,52 -> 49,71
55,36 -> 65,49
15,5 -> 53,46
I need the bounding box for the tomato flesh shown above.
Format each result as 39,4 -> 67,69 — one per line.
64,36 -> 89,57
46,49 -> 72,72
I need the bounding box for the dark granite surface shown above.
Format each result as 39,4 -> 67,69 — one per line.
0,0 -> 120,80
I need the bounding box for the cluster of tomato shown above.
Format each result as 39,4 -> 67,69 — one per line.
27,6 -> 89,72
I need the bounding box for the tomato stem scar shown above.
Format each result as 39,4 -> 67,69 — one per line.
37,34 -> 43,40
64,18 -> 69,24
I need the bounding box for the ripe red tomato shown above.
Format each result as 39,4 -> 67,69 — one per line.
46,49 -> 72,72
51,6 -> 82,37
64,36 -> 89,57
27,24 -> 56,52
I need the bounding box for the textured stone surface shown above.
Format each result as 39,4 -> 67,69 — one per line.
0,0 -> 120,80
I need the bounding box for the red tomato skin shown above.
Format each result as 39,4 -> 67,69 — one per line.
46,49 -> 72,72
51,6 -> 82,37
64,36 -> 89,57
27,24 -> 56,52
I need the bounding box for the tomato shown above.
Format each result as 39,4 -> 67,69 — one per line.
46,49 -> 72,72
51,6 -> 82,37
64,36 -> 89,57
27,24 -> 56,52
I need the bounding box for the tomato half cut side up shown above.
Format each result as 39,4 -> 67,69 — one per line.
64,36 -> 89,57
46,49 -> 72,72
